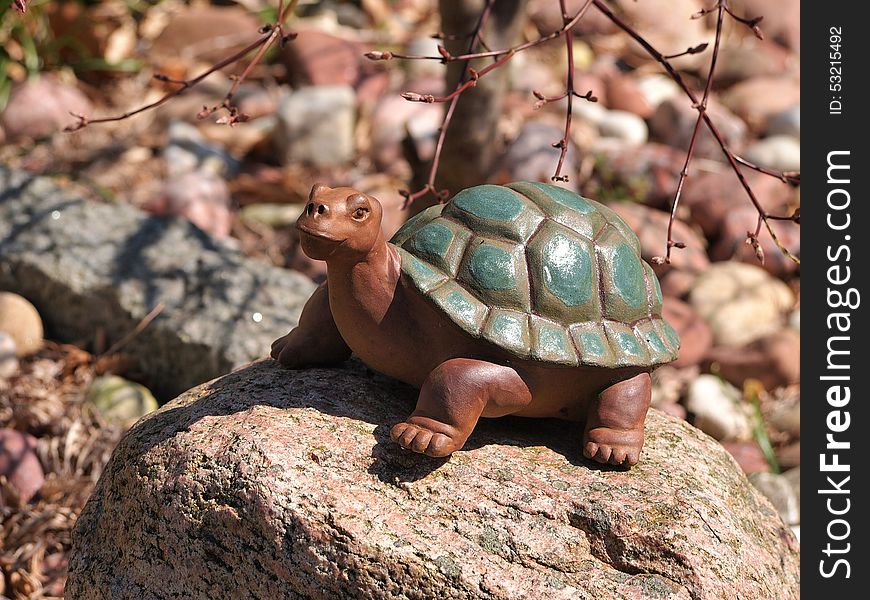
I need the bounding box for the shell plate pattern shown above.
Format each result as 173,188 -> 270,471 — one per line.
389,182 -> 680,367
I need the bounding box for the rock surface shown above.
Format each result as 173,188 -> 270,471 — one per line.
274,86 -> 356,167
67,360 -> 800,600
0,167 -> 315,399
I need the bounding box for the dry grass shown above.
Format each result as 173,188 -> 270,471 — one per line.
1,343 -> 127,599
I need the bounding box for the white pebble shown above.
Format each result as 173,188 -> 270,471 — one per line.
598,110 -> 648,146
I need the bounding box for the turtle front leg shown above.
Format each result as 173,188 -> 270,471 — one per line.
271,282 -> 351,368
391,358 -> 533,457
583,372 -> 651,466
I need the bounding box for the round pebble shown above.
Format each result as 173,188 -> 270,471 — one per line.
0,292 -> 44,357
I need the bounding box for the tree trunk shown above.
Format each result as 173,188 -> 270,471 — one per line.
435,0 -> 525,197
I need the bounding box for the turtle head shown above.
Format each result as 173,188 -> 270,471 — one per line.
297,183 -> 384,261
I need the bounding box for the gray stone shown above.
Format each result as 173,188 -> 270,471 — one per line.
783,467 -> 800,521
750,472 -> 800,526
744,135 -> 800,172
498,121 -> 579,189
766,105 -> 800,139
597,109 -> 648,146
66,359 -> 800,600
0,167 -> 315,399
686,375 -> 753,442
274,86 -> 356,167
164,121 -> 239,178
689,262 -> 795,347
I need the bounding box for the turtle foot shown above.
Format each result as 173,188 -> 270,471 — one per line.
583,426 -> 643,467
390,417 -> 466,458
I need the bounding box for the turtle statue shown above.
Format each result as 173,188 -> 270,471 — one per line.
271,182 -> 679,466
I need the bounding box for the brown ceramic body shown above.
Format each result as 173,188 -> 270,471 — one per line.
273,184 -> 655,466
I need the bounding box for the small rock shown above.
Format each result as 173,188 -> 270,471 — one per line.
609,202 -> 709,283
648,98 -> 747,160
635,75 -> 680,110
0,292 -> 44,356
651,364 -> 698,407
689,262 -> 795,347
776,442 -> 800,470
686,374 -> 753,442
729,0 -> 800,51
713,39 -> 795,88
371,83 -> 443,171
0,332 -> 18,378
150,6 -> 262,64
680,170 -> 795,238
613,0 -> 708,69
603,72 -> 652,118
164,121 -> 238,178
155,170 -> 233,239
744,135 -> 800,172
710,204 -> 800,278
704,329 -> 800,391
0,428 -> 44,503
766,105 -> 800,139
749,472 -> 800,526
86,375 -> 159,426
571,99 -> 608,127
721,441 -> 771,474
0,75 -> 93,141
591,142 -> 686,207
659,270 -> 697,300
662,298 -> 713,369
765,386 -> 801,438
274,86 -> 356,167
597,110 -> 648,146
282,29 -> 366,88
497,121 -> 579,188
720,77 -> 801,132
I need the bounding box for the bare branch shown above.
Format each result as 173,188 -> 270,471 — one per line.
64,4 -> 299,132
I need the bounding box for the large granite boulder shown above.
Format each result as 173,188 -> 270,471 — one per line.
67,360 -> 800,599
0,167 -> 315,398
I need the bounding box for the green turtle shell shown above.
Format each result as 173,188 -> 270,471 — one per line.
389,182 -> 680,368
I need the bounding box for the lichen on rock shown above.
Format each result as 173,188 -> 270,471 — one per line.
67,360 -> 799,599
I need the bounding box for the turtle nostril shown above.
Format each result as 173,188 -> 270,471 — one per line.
317,204 -> 327,215
306,202 -> 314,215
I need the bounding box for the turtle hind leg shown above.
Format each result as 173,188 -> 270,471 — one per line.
583,372 -> 651,467
391,358 -> 533,457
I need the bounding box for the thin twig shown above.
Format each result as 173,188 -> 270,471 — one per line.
396,0 -> 596,205
400,0 -> 498,207
592,0 -> 799,265
65,1 -> 301,131
99,303 -> 165,357
657,1 -> 726,264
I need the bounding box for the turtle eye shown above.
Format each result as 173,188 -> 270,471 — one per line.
352,206 -> 370,221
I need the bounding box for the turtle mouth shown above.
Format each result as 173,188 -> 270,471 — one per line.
297,224 -> 345,244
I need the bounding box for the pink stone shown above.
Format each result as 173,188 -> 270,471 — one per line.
66,360 -> 800,599
0,428 -> 44,503
662,297 -> 713,369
